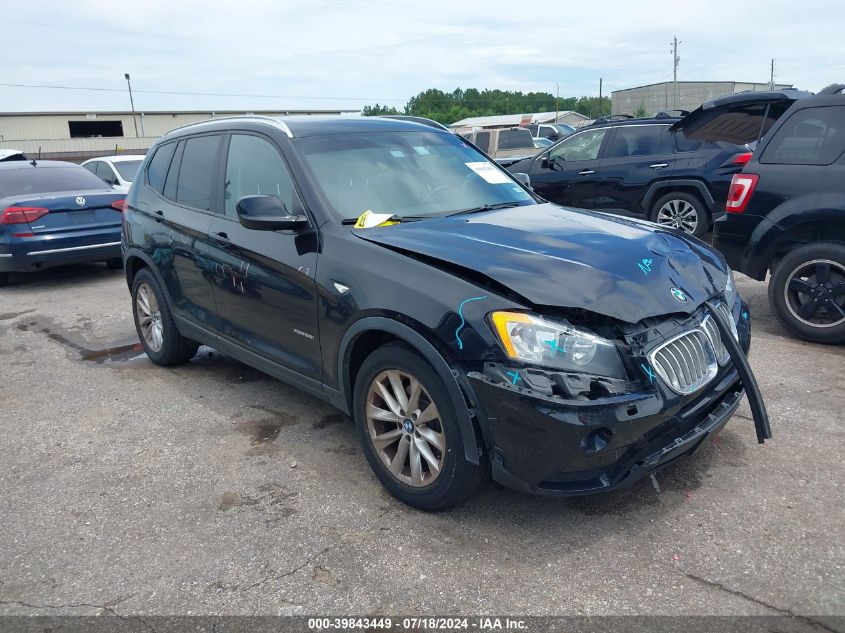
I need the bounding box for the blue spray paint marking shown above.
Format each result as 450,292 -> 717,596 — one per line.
638,258 -> 654,275
641,363 -> 656,383
544,338 -> 566,354
506,371 -> 521,385
454,296 -> 487,350
742,311 -> 748,320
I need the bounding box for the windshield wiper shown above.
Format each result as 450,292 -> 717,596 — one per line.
340,215 -> 427,225
445,202 -> 523,217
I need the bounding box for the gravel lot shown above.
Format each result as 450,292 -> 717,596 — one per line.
0,264 -> 843,621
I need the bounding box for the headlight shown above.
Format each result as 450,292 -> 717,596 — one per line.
490,311 -> 627,378
724,267 -> 737,307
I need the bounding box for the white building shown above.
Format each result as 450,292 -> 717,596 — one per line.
0,109 -> 357,161
449,111 -> 590,134
611,81 -> 794,116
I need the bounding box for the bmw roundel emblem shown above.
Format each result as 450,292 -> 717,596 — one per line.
75,196 -> 86,206
671,287 -> 688,303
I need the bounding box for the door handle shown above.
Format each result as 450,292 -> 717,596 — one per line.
214,231 -> 230,244
649,163 -> 669,169
578,169 -> 596,175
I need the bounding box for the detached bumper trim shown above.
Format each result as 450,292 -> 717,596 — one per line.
26,241 -> 121,256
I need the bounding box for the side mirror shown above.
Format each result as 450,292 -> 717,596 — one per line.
541,152 -> 552,168
236,195 -> 308,231
512,172 -> 532,189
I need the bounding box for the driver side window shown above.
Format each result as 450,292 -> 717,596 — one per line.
549,128 -> 607,162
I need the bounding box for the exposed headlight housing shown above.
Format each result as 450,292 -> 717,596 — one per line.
490,311 -> 627,379
724,267 -> 737,308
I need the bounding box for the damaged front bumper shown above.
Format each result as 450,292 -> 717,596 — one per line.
465,299 -> 769,495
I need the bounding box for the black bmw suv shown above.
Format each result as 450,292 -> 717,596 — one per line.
122,116 -> 769,510
505,116 -> 751,237
673,87 -> 845,344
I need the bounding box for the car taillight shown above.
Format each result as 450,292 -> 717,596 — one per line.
111,200 -> 127,212
726,174 -> 759,213
1,206 -> 49,225
731,152 -> 752,165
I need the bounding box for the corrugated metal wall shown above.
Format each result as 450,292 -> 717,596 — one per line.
610,82 -> 793,116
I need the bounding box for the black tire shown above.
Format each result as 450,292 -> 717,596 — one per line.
0,272 -> 8,287
131,268 -> 199,365
650,191 -> 709,238
353,342 -> 485,511
106,258 -> 123,270
768,242 -> 845,344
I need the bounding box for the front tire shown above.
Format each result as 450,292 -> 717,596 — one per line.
353,343 -> 485,511
769,242 -> 845,344
650,191 -> 709,237
131,268 -> 199,365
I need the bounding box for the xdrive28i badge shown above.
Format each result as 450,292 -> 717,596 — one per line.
671,287 -> 688,303
75,196 -> 86,206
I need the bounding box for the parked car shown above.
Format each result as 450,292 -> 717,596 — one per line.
464,127 -> 537,161
523,122 -> 576,143
675,86 -> 845,343
1,149 -> 28,162
122,115 -> 769,510
82,155 -> 145,194
533,137 -> 555,149
505,117 -> 752,237
0,160 -> 126,286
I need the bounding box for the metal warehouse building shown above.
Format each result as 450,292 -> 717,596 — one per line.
0,109 -> 356,161
611,81 -> 794,116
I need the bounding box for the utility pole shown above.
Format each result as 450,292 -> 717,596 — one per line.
599,78 -> 603,117
124,73 -> 139,138
670,36 -> 681,110
555,81 -> 560,123
769,58 -> 776,90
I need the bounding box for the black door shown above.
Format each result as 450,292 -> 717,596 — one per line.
206,132 -> 321,380
592,124 -> 676,214
141,137 -> 222,326
528,126 -> 608,208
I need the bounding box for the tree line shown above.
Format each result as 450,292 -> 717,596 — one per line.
362,88 -> 611,125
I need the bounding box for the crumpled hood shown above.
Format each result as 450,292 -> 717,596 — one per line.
353,204 -> 728,324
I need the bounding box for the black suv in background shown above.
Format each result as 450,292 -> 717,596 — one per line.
122,115 -> 769,510
505,117 -> 751,237
678,87 -> 845,343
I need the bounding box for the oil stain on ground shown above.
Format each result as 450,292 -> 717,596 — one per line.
15,317 -> 144,365
313,412 -> 351,429
233,405 -> 300,456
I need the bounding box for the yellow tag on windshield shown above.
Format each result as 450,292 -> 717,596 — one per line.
353,210 -> 399,228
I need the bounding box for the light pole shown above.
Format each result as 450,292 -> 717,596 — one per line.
125,73 -> 139,138
555,81 -> 560,123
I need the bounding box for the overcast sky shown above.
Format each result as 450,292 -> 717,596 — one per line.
2,0 -> 843,113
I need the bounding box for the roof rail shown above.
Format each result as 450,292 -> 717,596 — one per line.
379,115 -> 451,132
592,114 -> 634,124
819,84 -> 845,95
164,114 -> 294,138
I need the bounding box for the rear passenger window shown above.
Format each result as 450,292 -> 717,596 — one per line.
176,135 -> 222,210
673,130 -> 702,153
474,132 -> 490,152
605,126 -> 667,158
224,134 -> 296,217
761,106 -> 845,165
146,142 -> 176,193
498,129 -> 533,150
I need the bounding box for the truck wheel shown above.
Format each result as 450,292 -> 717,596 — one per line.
651,192 -> 709,237
353,342 -> 485,511
131,268 -> 199,365
769,242 -> 845,344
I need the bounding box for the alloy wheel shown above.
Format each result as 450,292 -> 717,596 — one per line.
784,259 -> 845,328
365,369 -> 446,488
656,199 -> 698,234
135,282 -> 164,352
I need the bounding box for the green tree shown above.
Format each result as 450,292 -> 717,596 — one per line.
633,105 -> 650,118
361,104 -> 401,116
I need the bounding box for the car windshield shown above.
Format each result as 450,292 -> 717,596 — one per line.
113,159 -> 143,181
0,165 -> 110,198
296,130 -> 535,220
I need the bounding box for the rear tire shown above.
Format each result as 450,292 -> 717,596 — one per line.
353,342 -> 485,511
106,258 -> 123,270
768,242 -> 845,344
650,191 -> 709,237
131,268 -> 199,365
0,272 -> 8,287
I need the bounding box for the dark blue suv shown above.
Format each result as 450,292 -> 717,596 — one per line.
122,115 -> 769,510
505,117 -> 751,237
